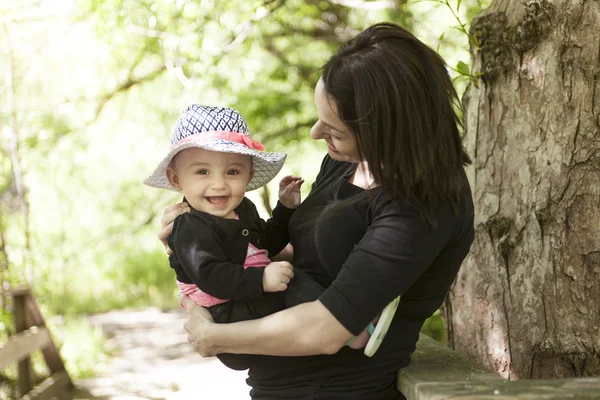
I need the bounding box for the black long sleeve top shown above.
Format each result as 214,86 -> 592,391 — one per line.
168,197 -> 294,301
247,155 -> 475,394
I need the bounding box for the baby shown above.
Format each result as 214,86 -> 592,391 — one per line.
144,105 -> 372,370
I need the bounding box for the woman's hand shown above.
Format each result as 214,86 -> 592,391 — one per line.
180,294 -> 219,357
158,202 -> 190,255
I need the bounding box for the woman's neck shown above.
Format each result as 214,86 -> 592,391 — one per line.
349,161 -> 377,190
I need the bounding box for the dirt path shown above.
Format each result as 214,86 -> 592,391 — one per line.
70,308 -> 250,400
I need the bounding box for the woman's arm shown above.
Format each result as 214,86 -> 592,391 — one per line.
181,294 -> 352,357
182,201 -> 460,358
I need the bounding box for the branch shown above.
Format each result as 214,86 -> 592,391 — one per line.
3,23 -> 32,282
59,207 -> 159,268
0,229 -> 9,316
262,40 -> 315,81
262,22 -> 356,45
31,208 -> 159,288
221,0 -> 286,53
330,0 -> 398,10
260,119 -> 317,143
260,185 -> 273,215
94,64 -> 167,119
125,24 -> 178,39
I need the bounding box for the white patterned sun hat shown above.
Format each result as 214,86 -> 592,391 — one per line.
144,105 -> 286,191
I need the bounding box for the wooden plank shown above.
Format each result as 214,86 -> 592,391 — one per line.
0,285 -> 31,298
25,293 -> 70,381
405,376 -> 600,399
398,334 -> 502,383
397,334 -> 600,399
20,371 -> 72,400
398,333 -> 502,399
14,294 -> 35,397
0,327 -> 51,369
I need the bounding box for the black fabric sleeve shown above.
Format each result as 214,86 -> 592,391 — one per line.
171,214 -> 265,300
318,202 -> 454,335
252,201 -> 295,257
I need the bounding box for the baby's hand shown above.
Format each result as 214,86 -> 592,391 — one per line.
262,261 -> 294,292
279,175 -> 304,209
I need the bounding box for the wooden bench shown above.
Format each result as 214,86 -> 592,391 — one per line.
0,285 -> 73,399
397,334 -> 600,399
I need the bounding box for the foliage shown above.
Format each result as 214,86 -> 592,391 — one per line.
52,316 -> 114,379
0,0 -> 490,385
420,310 -> 447,344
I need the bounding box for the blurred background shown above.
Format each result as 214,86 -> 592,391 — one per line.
0,0 -> 488,397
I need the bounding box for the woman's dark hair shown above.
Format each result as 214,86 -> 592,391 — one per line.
321,22 -> 471,224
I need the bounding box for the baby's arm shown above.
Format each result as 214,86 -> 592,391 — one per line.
172,214 -> 266,300
173,213 -> 293,297
250,176 -> 303,256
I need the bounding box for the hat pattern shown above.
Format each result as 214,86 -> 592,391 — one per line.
172,106 -> 250,146
143,105 -> 286,192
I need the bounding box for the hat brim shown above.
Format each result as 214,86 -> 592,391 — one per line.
143,138 -> 286,192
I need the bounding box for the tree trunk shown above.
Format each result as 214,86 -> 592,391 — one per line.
445,0 -> 600,380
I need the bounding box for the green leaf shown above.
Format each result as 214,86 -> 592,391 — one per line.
457,0 -> 462,12
469,34 -> 481,49
456,61 -> 470,76
436,32 -> 445,52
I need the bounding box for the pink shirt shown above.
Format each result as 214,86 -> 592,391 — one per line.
177,242 -> 270,307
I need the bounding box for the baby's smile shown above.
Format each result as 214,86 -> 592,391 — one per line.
205,196 -> 229,208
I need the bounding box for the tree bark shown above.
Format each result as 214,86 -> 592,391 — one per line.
445,0 -> 600,380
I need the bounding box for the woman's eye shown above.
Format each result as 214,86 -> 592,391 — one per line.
196,170 -> 209,175
330,130 -> 343,140
227,170 -> 239,176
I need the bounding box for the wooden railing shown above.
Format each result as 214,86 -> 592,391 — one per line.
0,285 -> 73,399
397,334 -> 600,399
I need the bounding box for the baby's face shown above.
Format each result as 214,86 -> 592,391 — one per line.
169,148 -> 253,218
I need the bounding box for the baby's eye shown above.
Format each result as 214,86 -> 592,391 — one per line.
227,170 -> 239,176
196,169 -> 209,175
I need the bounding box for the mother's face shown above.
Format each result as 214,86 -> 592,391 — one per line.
310,79 -> 361,163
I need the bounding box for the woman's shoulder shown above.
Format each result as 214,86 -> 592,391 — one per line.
367,189 -> 474,230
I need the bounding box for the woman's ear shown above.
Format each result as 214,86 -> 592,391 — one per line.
166,167 -> 182,191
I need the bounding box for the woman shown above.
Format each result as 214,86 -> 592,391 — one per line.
159,22 -> 474,399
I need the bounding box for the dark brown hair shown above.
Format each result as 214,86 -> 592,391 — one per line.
321,22 -> 471,224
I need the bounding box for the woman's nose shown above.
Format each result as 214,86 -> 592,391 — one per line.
310,120 -> 325,140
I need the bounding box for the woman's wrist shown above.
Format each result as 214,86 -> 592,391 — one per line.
206,321 -> 225,355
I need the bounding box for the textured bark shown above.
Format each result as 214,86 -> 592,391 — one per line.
445,0 -> 600,380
